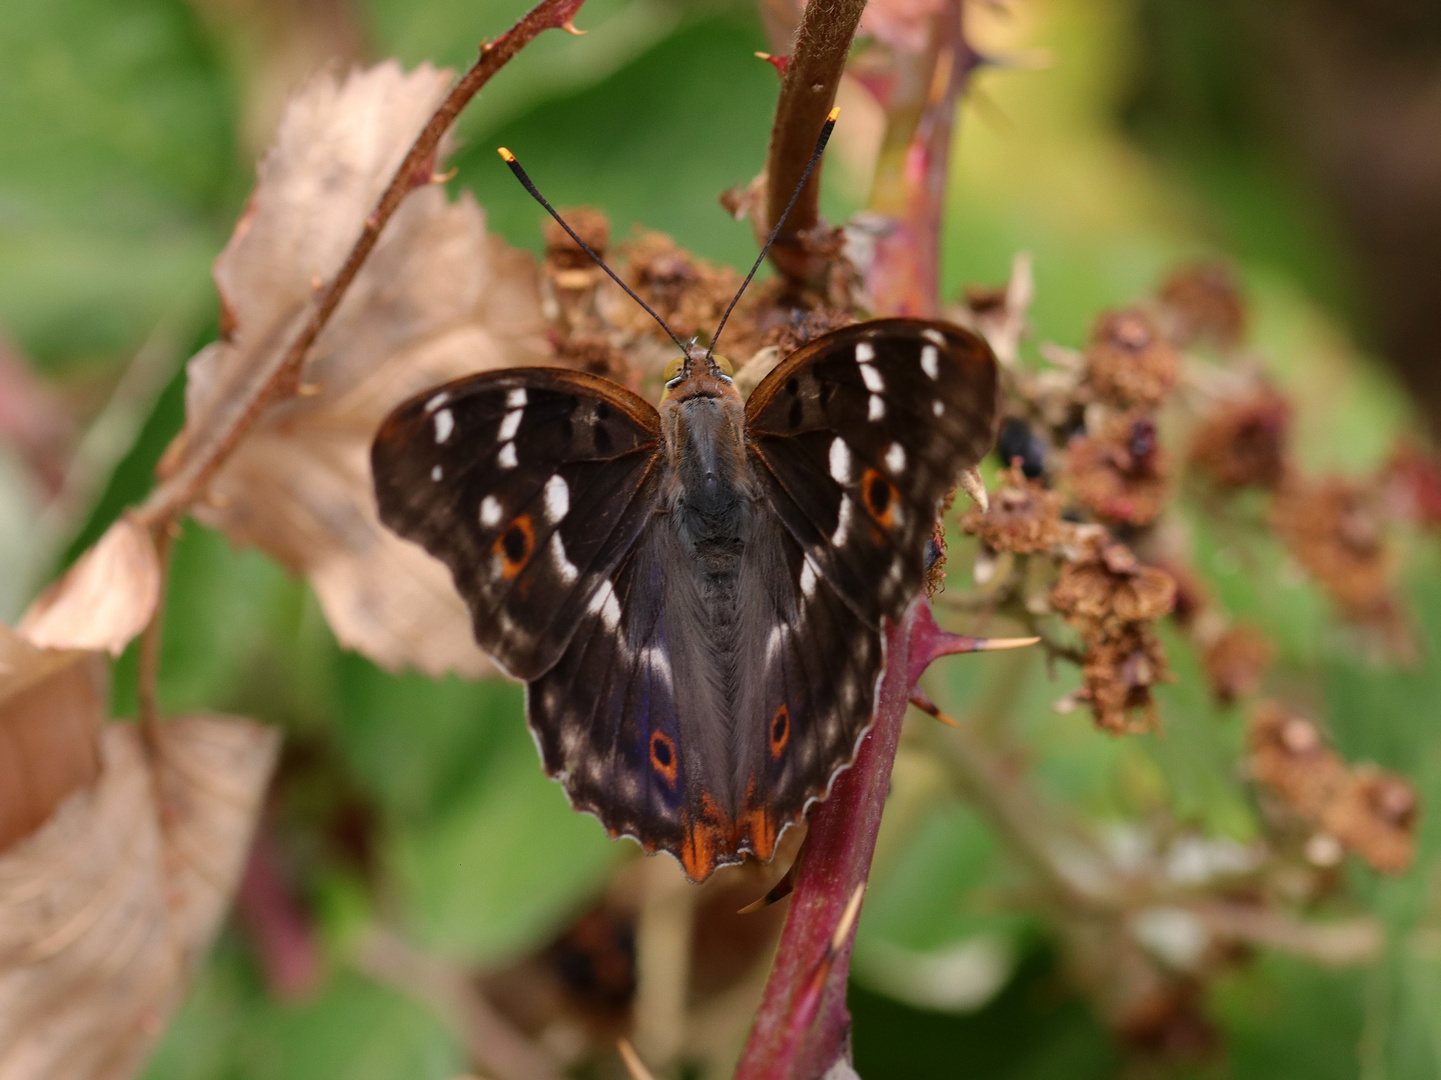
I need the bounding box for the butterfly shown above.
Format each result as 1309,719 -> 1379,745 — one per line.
370,109 -> 999,880
371,318 -> 998,880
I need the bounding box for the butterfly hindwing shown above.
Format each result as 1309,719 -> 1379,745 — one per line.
371,368 -> 664,681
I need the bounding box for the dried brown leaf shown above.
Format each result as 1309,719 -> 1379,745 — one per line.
18,516 -> 160,657
0,716 -> 279,1079
181,62 -> 550,677
0,628 -> 104,852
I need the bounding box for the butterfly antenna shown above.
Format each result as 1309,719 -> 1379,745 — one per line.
497,147 -> 691,357
706,105 -> 840,362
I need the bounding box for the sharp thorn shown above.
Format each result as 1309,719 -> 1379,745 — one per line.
974,636 -> 1041,652
560,19 -> 585,35
738,858 -> 799,913
958,466 -> 989,513
910,692 -> 961,727
617,1038 -> 658,1080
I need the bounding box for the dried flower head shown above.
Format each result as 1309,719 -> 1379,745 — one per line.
960,464 -> 1062,554
1271,476 -> 1395,625
543,206 -> 611,273
619,230 -> 751,350
1203,624 -> 1274,705
1248,702 -> 1343,817
1066,411 -> 1171,527
1188,388 -> 1290,490
1158,261 -> 1247,350
1083,309 -> 1179,409
1321,766 -> 1418,875
1079,623 -> 1169,734
1051,538 -> 1177,630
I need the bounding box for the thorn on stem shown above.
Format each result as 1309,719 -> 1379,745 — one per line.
618,1038 -> 658,1080
959,465 -> 989,513
755,51 -> 791,77
560,19 -> 585,35
738,855 -> 801,913
910,690 -> 961,727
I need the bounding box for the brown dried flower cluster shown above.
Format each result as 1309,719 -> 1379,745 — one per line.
1158,261 -> 1247,350
1270,476 -> 1396,626
960,465 -> 1062,555
1202,623 -> 1274,705
1188,388 -> 1290,491
1065,411 -> 1170,527
1050,536 -> 1176,733
1082,309 -> 1179,410
1248,702 -> 1418,874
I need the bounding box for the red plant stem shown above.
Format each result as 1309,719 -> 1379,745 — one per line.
733,607 -> 915,1079
762,0 -> 867,290
866,0 -> 980,317
135,0 -> 588,529
734,600 -> 1003,1078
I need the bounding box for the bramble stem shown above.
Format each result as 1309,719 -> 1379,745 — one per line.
762,0 -> 866,290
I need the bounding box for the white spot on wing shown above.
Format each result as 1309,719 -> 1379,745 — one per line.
506,388 -> 528,409
868,394 -> 885,421
550,532 -> 578,584
829,437 -> 852,484
433,408 -> 454,443
922,328 -> 946,346
498,408 -> 523,441
544,474 -> 570,523
424,391 -> 450,414
800,558 -> 818,599
932,399 -> 945,417
856,341 -> 875,363
430,464 -> 443,481
480,496 -> 502,528
859,363 -> 885,392
642,644 -> 673,693
765,624 -> 786,664
498,441 -> 518,468
588,579 -> 622,630
833,495 -> 854,547
885,442 -> 906,473
920,344 -> 940,380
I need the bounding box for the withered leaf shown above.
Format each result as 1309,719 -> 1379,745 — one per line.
0,627 -> 104,853
178,61 -> 550,677
18,516 -> 160,658
0,716 -> 279,1080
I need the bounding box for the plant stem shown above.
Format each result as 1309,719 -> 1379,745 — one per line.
762,0 -> 866,290
136,521 -> 173,748
733,604 -> 919,1079
865,0 -> 980,316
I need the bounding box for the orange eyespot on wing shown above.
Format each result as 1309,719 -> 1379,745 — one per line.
860,467 -> 900,528
769,704 -> 791,757
492,513 -> 536,578
649,730 -> 679,785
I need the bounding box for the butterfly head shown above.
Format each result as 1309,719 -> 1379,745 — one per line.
661,351 -> 736,403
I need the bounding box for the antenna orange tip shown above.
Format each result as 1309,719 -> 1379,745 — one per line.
827,105 -> 841,122
497,147 -> 515,162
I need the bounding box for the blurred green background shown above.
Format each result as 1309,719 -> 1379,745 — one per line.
2,0 -> 1439,1077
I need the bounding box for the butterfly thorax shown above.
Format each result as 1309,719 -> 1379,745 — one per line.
659,366 -> 752,576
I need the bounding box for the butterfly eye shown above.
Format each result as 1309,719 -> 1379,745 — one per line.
663,357 -> 685,383
713,356 -> 734,376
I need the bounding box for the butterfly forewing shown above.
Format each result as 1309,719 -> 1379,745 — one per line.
746,318 -> 999,624
371,368 -> 664,681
